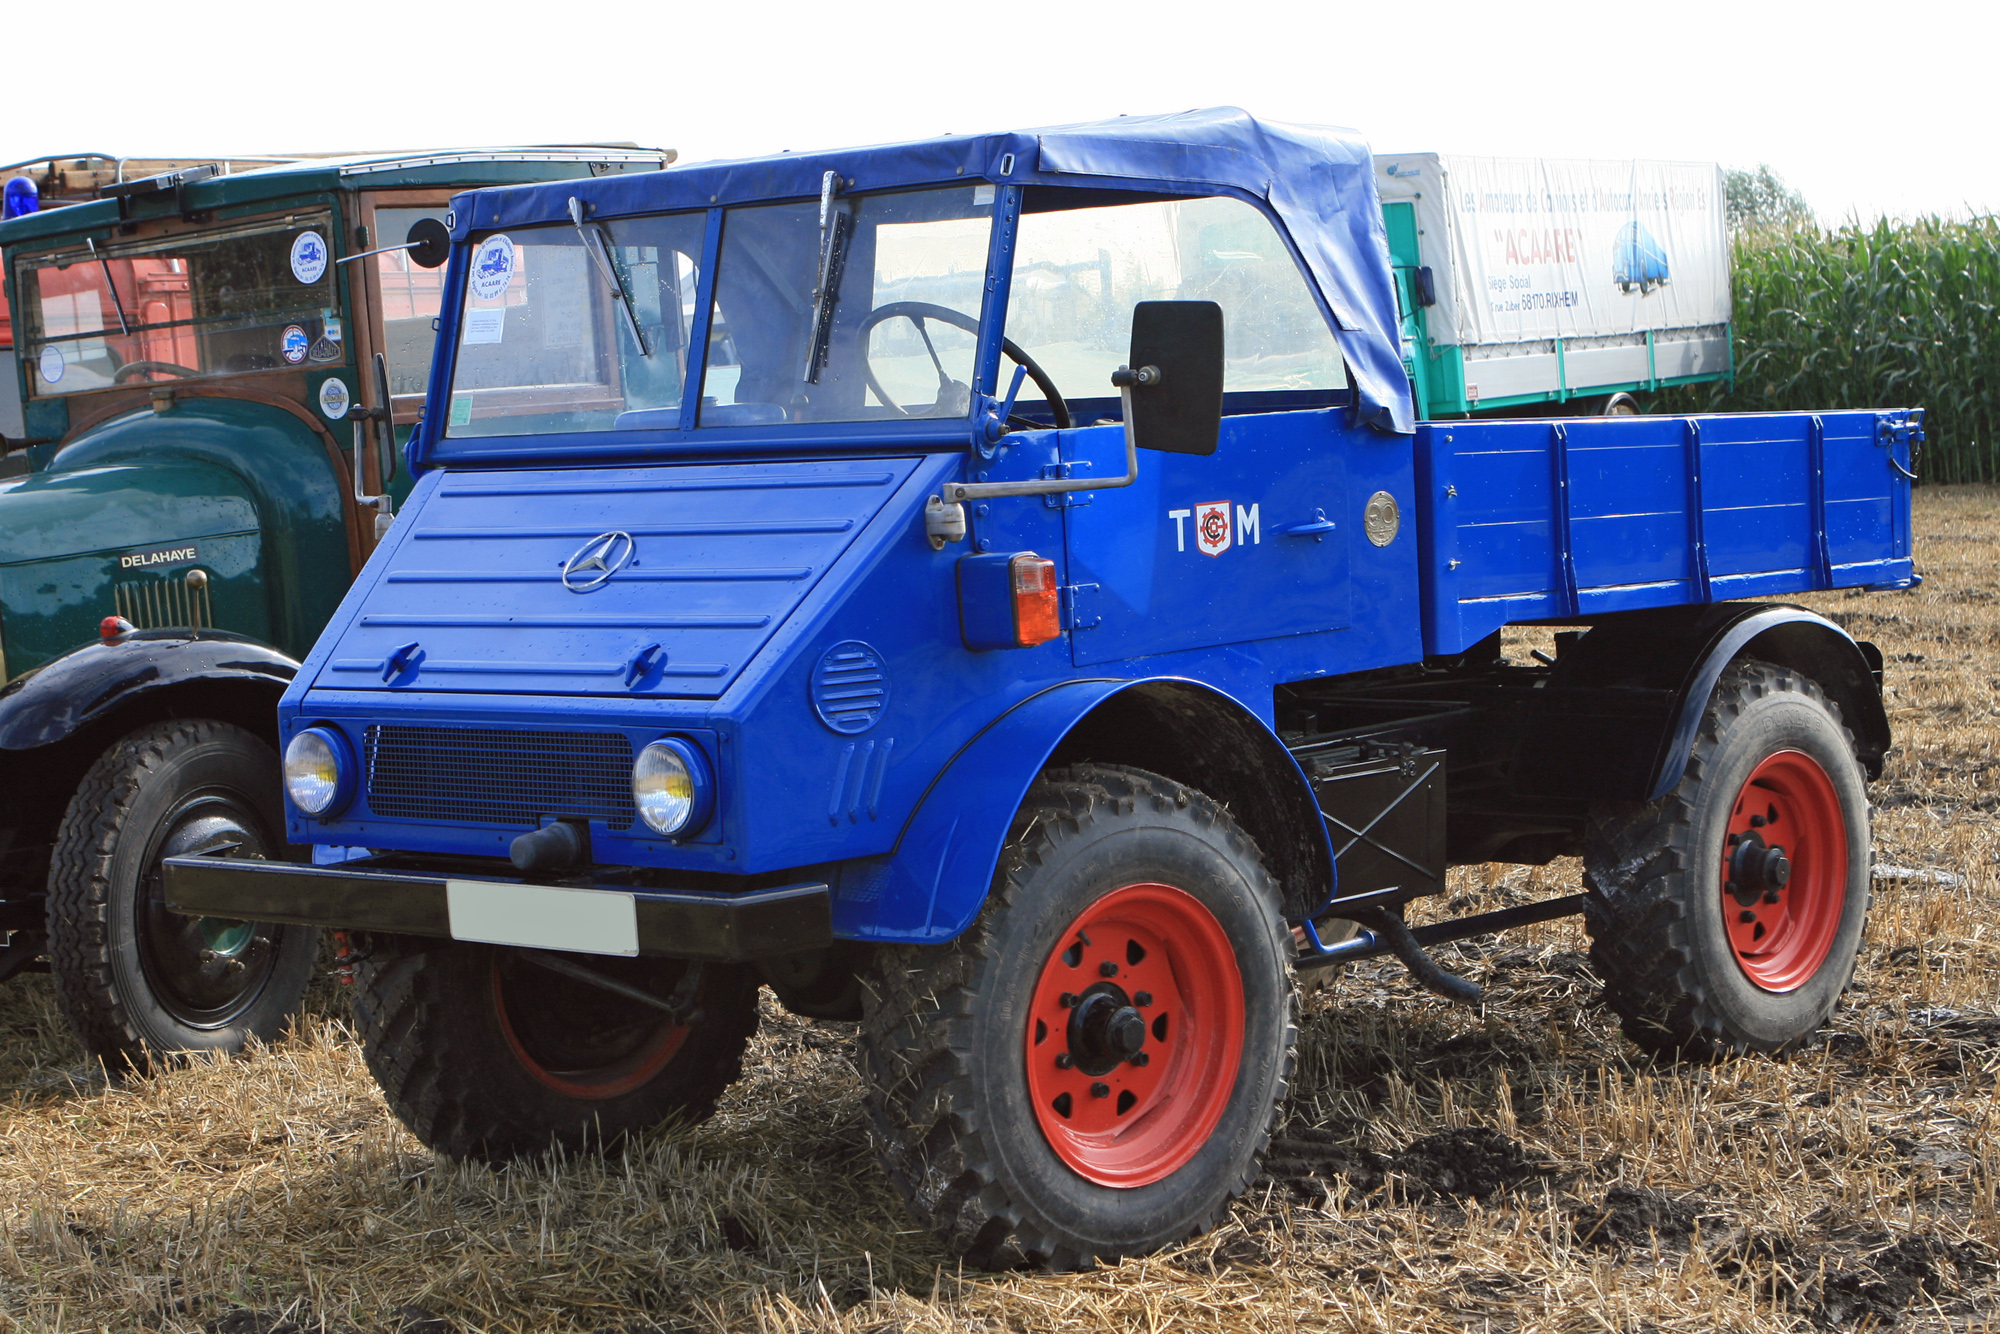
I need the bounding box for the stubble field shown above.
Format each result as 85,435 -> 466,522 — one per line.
1,489 -> 1996,1334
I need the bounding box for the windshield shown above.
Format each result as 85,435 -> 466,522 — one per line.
18,212 -> 339,395
442,185 -> 995,437
443,211 -> 705,436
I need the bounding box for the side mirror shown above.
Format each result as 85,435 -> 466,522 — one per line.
405,217 -> 451,270
1119,300 -> 1223,456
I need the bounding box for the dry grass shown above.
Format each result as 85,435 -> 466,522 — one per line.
5,490 -> 2000,1333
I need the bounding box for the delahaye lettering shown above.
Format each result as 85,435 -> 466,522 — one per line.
119,545 -> 200,569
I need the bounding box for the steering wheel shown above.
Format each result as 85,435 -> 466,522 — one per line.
113,360 -> 201,384
856,301 -> 1072,430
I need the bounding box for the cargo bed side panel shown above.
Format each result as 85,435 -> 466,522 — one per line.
1416,411 -> 1916,655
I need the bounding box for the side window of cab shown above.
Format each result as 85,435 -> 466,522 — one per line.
1005,192 -> 1343,412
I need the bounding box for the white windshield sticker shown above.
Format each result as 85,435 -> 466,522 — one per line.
291,231 -> 329,284
469,235 -> 516,301
317,378 -> 351,419
281,324 -> 310,364
462,307 -> 506,345
37,345 -> 64,384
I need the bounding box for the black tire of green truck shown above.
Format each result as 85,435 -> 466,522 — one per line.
45,719 -> 319,1066
858,764 -> 1296,1271
351,942 -> 760,1163
1583,661 -> 1871,1059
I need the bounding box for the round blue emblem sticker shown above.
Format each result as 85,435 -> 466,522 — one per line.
290,230 -> 328,285
317,378 -> 351,419
37,345 -> 64,384
469,234 -> 516,302
280,325 -> 310,365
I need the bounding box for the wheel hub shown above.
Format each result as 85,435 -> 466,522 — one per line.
1726,830 -> 1792,903
137,800 -> 279,1024
1720,750 -> 1847,993
1066,984 -> 1148,1075
1023,882 -> 1245,1189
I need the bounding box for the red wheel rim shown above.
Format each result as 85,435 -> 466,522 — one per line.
492,963 -> 691,1100
1024,883 -> 1244,1188
1720,750 -> 1848,993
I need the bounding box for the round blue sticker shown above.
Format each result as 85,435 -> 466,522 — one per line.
37,345 -> 64,384
318,378 -> 351,419
469,234 -> 516,302
280,325 -> 310,365
290,230 -> 328,285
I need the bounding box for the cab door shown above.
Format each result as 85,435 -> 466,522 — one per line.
1001,191 -> 1360,667
1057,411 -> 1348,667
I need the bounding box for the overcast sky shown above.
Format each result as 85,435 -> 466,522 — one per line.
4,0 -> 1990,225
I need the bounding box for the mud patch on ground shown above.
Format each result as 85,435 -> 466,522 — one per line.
1388,1126 -> 1550,1203
1809,1234 -> 1996,1327
1263,1125 -> 1386,1201
1570,1185 -> 1713,1249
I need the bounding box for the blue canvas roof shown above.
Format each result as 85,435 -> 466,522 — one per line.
452,108 -> 1414,434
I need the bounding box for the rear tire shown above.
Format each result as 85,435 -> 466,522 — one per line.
352,941 -> 759,1162
1584,662 -> 1870,1057
45,720 -> 318,1066
859,764 -> 1295,1270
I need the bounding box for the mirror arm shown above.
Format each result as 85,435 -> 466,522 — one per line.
943,367 -> 1154,503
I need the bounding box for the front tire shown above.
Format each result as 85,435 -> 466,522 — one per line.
46,720 -> 319,1066
859,764 -> 1295,1270
1584,662 -> 1871,1057
352,941 -> 760,1162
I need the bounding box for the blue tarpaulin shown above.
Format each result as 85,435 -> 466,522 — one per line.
453,108 -> 1414,435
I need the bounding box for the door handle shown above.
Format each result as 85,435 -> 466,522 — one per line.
1280,509 -> 1338,541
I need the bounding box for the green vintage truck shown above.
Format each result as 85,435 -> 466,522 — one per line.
0,145 -> 672,1064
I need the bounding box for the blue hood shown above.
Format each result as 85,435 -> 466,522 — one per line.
451,108 -> 1414,435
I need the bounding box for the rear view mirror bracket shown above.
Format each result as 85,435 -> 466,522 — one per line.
928,302 -> 1224,545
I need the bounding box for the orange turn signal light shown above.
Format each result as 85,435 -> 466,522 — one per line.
1010,553 -> 1061,647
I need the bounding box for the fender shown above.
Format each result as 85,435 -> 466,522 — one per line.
1511,603 -> 1889,805
0,629 -> 298,753
831,678 -> 1336,945
1647,605 -> 1889,798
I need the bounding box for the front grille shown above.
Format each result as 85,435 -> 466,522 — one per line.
364,725 -> 636,829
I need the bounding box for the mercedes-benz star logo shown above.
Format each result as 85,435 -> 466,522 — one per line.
561,530 -> 635,593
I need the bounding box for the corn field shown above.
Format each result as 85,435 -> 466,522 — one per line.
1663,216 -> 2000,483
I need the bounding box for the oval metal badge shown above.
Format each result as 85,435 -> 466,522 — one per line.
1363,491 -> 1401,548
561,531 -> 635,592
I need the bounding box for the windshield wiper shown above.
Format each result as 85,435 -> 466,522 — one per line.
801,170 -> 854,385
568,196 -> 650,358
85,237 -> 131,336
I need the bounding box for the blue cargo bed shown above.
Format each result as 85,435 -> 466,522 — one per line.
1414,409 -> 1921,655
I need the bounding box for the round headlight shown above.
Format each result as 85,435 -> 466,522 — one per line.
284,726 -> 353,817
632,737 -> 713,835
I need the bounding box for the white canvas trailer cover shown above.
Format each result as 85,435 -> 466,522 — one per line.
1375,152 -> 1731,412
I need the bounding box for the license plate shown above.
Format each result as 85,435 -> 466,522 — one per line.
445,880 -> 639,956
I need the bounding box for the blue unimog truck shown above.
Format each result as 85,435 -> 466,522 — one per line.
165,110 -> 1918,1270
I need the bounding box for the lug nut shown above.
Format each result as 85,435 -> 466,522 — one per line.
1133,991 -> 1152,1006
199,949 -> 217,962
1739,910 -> 1758,924
1099,961 -> 1118,977
1090,1082 -> 1110,1098
1131,1052 -> 1149,1067
1060,992 -> 1079,1008
1055,1053 -> 1073,1069
1764,892 -> 1780,905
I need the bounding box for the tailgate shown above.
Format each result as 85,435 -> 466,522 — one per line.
317,458 -> 917,698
